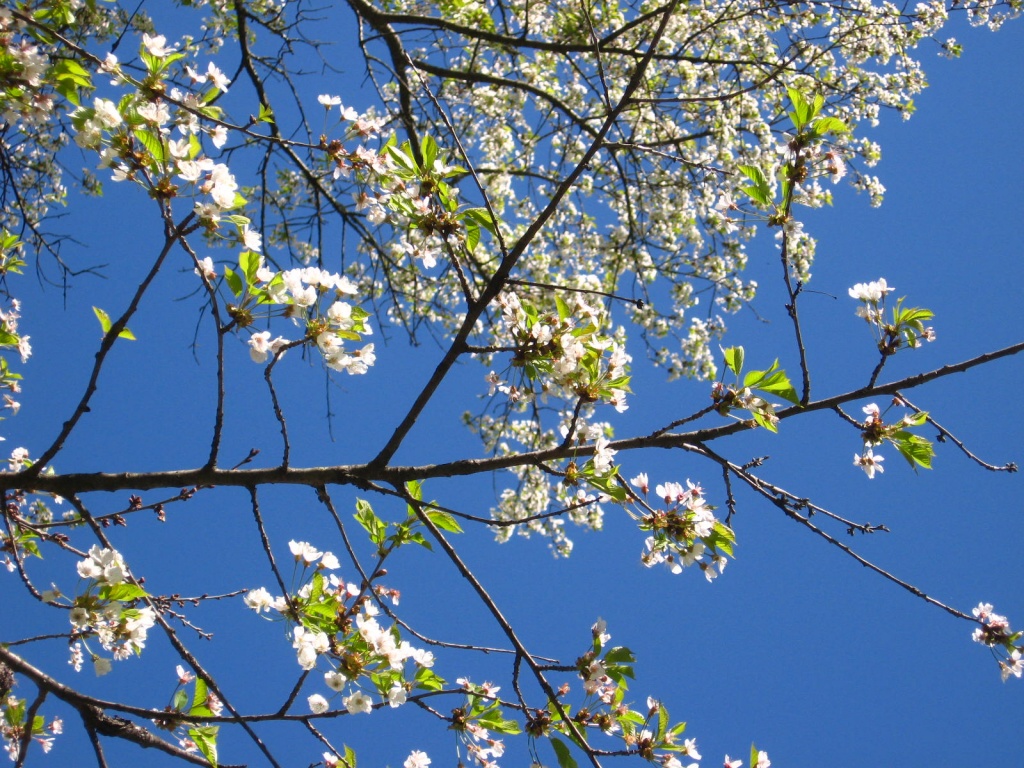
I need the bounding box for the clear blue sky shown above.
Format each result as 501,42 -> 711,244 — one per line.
4,8 -> 1022,768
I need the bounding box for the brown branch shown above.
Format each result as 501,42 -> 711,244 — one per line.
4,340 -> 1022,497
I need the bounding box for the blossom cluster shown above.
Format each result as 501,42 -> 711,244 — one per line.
852,401 -> 934,479
449,677 -> 509,767
565,620 -> 706,766
46,546 -> 157,676
491,288 -> 631,413
1,695 -> 62,762
61,31 -> 380,376
849,278 -> 935,354
482,415 -> 619,556
159,663 -> 224,763
632,475 -> 734,580
971,603 -> 1023,682
216,252 -> 376,373
244,540 -> 435,715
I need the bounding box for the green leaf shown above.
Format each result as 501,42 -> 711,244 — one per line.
386,142 -> 417,174
189,724 -> 219,768
723,346 -> 744,377
476,708 -> 522,735
224,267 -> 244,297
586,472 -> 627,503
892,432 -> 934,470
238,249 -> 260,288
786,87 -> 809,128
744,361 -> 799,405
704,521 -> 736,557
414,667 -> 446,691
408,531 -> 432,550
93,307 -> 137,340
551,736 -> 579,768
425,508 -> 463,533
462,207 -> 498,236
751,409 -> 779,433
555,295 -> 572,322
52,58 -> 93,87
172,690 -> 188,712
191,677 -> 210,715
656,701 -> 669,741
21,539 -> 42,559
93,306 -> 112,334
741,185 -> 771,207
355,499 -> 388,548
737,165 -> 770,206
420,134 -> 439,172
133,128 -> 167,163
257,103 -> 274,123
811,116 -> 848,135
99,583 -> 147,601
52,58 -> 93,106
406,479 -> 423,502
603,646 -> 635,663
309,571 -> 325,603
902,411 -> 928,427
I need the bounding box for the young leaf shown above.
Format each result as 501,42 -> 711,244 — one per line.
93,307 -> 137,340
406,479 -> 423,502
811,116 -> 848,136
744,361 -> 799,405
656,701 -> 669,741
93,306 -> 112,334
723,346 -> 744,377
239,249 -> 260,288
551,736 -> 579,768
223,267 -> 244,297
98,583 -> 147,601
786,87 -> 810,129
892,432 -> 934,470
133,128 -> 167,163
189,725 -> 219,768
172,689 -> 188,712
414,667 -> 446,691
355,499 -> 388,548
704,521 -> 736,557
425,508 -> 463,534
191,677 -> 210,715
420,134 -> 439,172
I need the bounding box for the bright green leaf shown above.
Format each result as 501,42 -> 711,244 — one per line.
425,508 -> 463,534
189,725 -> 219,768
723,346 -> 744,377
551,736 -> 579,768
93,306 -> 112,334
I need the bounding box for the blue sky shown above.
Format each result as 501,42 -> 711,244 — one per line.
3,7 -> 1022,768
